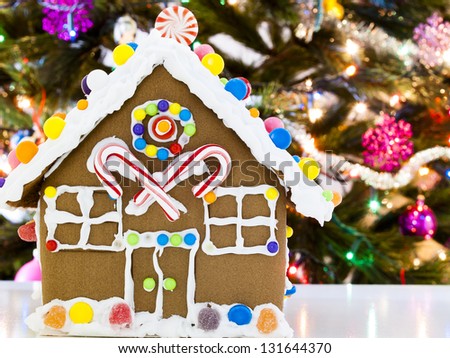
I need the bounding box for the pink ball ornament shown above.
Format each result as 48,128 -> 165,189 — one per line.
194,44 -> 215,60
7,150 -> 20,170
264,117 -> 284,133
14,257 -> 42,282
399,196 -> 437,240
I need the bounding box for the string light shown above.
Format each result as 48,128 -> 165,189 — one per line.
345,39 -> 359,55
345,64 -> 357,77
0,34 -> 5,43
346,251 -> 354,260
308,108 -> 323,123
368,199 -> 381,213
305,78 -> 313,88
418,166 -> 430,176
438,251 -> 447,261
288,265 -> 298,275
445,169 -> 450,179
389,94 -> 400,107
227,0 -> 238,5
354,102 -> 367,114
413,258 -> 421,267
16,95 -> 32,110
287,122 -> 450,190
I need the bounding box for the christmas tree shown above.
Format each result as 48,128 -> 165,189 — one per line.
0,0 -> 449,283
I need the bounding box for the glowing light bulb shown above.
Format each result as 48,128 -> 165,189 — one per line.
192,40 -> 201,50
0,34 -> 5,43
418,167 -> 430,176
16,95 -> 32,110
446,169 -> 450,179
389,94 -> 400,107
354,102 -> 367,114
438,251 -> 447,261
349,168 -> 360,178
228,0 -> 238,4
288,265 -> 298,275
369,199 -> 381,213
345,65 -> 357,77
345,39 -> 359,55
346,251 -> 354,260
308,108 -> 323,123
305,79 -> 313,88
413,258 -> 421,267
443,49 -> 450,64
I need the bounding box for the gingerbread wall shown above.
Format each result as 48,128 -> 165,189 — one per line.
39,66 -> 287,318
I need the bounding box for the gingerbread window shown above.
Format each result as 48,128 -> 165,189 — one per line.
43,185 -> 123,252
202,185 -> 279,256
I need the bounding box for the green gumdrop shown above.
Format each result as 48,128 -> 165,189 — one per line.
322,190 -> 333,202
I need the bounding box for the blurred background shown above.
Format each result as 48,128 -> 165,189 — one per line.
0,0 -> 449,284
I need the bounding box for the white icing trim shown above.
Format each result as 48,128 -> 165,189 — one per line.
26,298 -> 293,337
0,29 -> 333,224
43,185 -> 124,252
202,185 -> 279,256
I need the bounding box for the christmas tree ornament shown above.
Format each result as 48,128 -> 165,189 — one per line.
413,13 -> 450,68
399,195 -> 437,240
114,15 -> 138,44
362,114 -> 413,172
294,0 -> 324,42
41,0 -> 94,41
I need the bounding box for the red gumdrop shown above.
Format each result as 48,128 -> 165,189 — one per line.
169,143 -> 182,155
109,302 -> 133,328
18,221 -> 37,242
238,77 -> 252,99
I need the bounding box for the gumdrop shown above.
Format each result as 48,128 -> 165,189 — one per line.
43,305 -> 66,330
198,307 -> 220,331
109,302 -> 133,328
69,301 -> 94,324
227,304 -> 252,325
18,221 -> 37,242
256,308 -> 278,334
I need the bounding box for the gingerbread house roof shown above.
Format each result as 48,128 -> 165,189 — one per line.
0,29 -> 334,224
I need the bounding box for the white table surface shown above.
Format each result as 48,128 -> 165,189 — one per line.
1,281 -> 449,338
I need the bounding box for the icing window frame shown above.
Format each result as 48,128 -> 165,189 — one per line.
43,185 -> 123,252
202,185 -> 279,256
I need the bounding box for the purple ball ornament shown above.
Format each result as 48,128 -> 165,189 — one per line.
362,114 -> 413,172
399,196 -> 437,240
41,0 -> 94,42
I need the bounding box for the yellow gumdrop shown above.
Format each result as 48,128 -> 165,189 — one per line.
298,158 -> 320,180
44,186 -> 57,198
204,191 -> 217,204
286,226 -> 293,238
201,53 -> 225,76
265,187 -> 279,201
145,145 -> 158,157
257,308 -> 278,334
44,305 -> 66,330
113,44 -> 134,66
69,302 -> 94,324
43,116 -> 66,140
169,103 -> 181,115
16,141 -> 38,164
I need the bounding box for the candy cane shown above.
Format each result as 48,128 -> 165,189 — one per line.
133,144 -> 231,207
93,142 -> 180,222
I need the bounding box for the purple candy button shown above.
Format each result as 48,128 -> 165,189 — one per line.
158,100 -> 169,112
0,177 -> 5,188
133,123 -> 145,135
267,241 -> 279,254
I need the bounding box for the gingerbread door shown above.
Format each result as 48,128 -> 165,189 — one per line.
124,229 -> 199,318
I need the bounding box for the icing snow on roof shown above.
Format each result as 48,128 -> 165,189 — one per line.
0,30 -> 334,224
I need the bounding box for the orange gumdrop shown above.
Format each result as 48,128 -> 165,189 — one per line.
16,141 -> 38,164
53,112 -> 66,119
77,99 -> 88,110
332,192 -> 342,206
43,305 -> 67,330
256,308 -> 278,334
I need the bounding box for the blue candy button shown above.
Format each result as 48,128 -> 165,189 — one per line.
227,304 -> 252,326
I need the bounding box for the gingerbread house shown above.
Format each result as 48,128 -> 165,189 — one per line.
0,7 -> 334,337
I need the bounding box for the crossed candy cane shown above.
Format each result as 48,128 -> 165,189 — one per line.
93,140 -> 231,222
